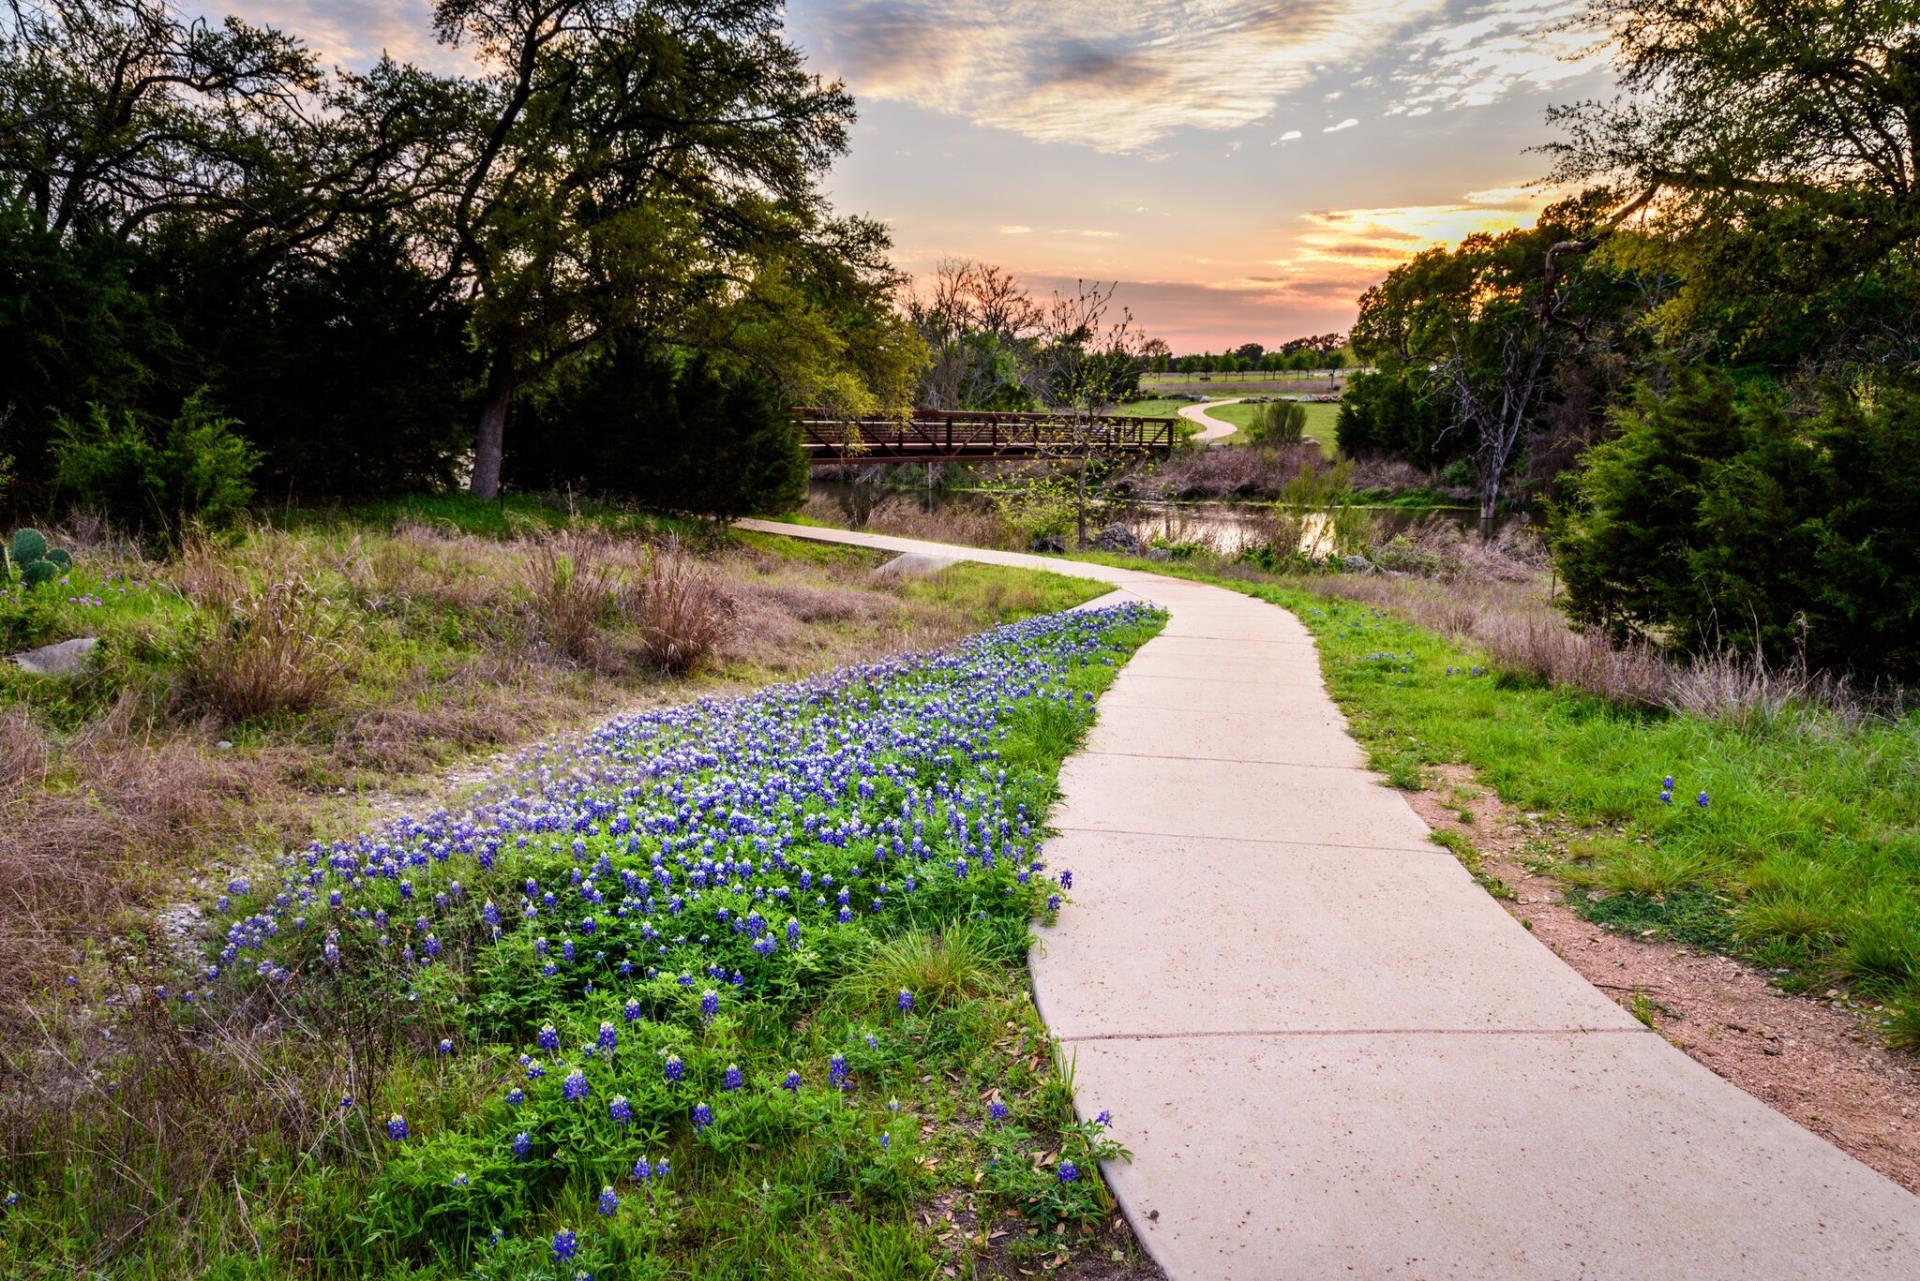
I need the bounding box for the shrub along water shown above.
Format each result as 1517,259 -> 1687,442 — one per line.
0,602 -> 1164,1277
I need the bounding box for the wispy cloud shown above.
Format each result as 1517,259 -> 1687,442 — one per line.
1384,0 -> 1600,115
202,0 -> 463,70
800,0 -> 1448,152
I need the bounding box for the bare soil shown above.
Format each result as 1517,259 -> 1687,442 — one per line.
918,1189 -> 1166,1280
1407,763 -> 1920,1194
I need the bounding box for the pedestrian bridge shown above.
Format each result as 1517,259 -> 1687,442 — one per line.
793,407 -> 1177,465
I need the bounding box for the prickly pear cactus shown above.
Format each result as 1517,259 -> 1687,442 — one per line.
3,528 -> 74,590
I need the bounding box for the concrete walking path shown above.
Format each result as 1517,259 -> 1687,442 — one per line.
1178,398 -> 1242,444
740,518 -> 1920,1280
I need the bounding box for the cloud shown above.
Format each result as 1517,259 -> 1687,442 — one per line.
1382,0 -> 1603,115
799,0 -> 1448,152
199,1 -> 464,71
998,225 -> 1034,235
1263,190 -> 1554,299
1278,129 -> 1304,141
1322,117 -> 1359,133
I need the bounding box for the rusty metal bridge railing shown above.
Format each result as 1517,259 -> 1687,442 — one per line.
793,408 -> 1178,466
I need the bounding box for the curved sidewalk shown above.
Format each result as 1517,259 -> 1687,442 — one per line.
1178,398 -> 1241,444
741,519 -> 1920,1280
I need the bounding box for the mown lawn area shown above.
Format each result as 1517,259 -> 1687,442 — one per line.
1078,553 -> 1920,1048
2,592 -> 1166,1278
1196,401 -> 1340,454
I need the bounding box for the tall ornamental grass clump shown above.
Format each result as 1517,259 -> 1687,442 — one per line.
2,603 -> 1163,1277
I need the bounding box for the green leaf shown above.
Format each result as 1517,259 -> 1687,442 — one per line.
44,548 -> 71,569
11,528 -> 48,566
20,559 -> 56,588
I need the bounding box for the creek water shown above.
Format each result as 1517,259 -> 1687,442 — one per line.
810,477 -> 1516,556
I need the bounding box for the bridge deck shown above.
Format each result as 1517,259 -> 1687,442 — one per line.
794,408 -> 1177,465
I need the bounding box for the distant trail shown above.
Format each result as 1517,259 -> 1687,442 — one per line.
1177,398 -> 1241,444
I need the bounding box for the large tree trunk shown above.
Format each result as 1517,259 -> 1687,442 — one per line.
469,360 -> 513,499
1478,472 -> 1500,542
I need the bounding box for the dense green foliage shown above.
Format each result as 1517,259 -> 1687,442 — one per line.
1334,369 -> 1455,467
1242,399 -> 1306,446
52,391 -> 260,539
514,353 -> 808,519
1551,370 -> 1920,681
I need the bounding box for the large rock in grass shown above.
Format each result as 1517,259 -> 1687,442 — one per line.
1092,523 -> 1144,555
10,636 -> 97,678
873,552 -> 960,579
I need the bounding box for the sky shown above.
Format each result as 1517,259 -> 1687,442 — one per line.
206,1 -> 1616,350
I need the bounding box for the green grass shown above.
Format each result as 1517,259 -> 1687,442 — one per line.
1193,401 -> 1341,455
1074,551 -> 1920,1046
0,602 -> 1167,1278
1110,398 -> 1195,419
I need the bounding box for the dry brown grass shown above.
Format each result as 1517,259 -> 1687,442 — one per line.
1134,444 -> 1322,501
629,540 -> 735,673
182,577 -> 349,720
527,533 -> 624,666
0,695 -> 269,1020
1346,456 -> 1436,493
1304,570 -> 1877,721
1366,516 -> 1547,583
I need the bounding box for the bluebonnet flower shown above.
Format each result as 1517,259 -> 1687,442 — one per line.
610,1095 -> 632,1125
598,1185 -> 618,1215
655,1157 -> 671,1179
1095,1109 -> 1112,1127
989,1101 -> 1009,1122
1697,791 -> 1710,809
526,1060 -> 546,1081
665,1054 -> 684,1082
782,1070 -> 802,1092
552,1227 -> 577,1261
437,1037 -> 454,1056
692,1102 -> 713,1132
723,1063 -> 743,1091
880,1133 -> 891,1150
339,1095 -> 354,1110
1047,894 -> 1062,911
598,1021 -> 618,1054
451,1173 -> 469,1188
829,1053 -> 849,1090
563,1069 -> 590,1102
897,989 -> 914,1013
512,1131 -> 532,1160
537,1023 -> 560,1051
700,989 -> 719,1019
1057,1161 -> 1079,1182
506,1087 -> 525,1106
386,1113 -> 408,1141
1059,870 -> 1073,889
623,998 -> 643,1022
631,1156 -> 652,1182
